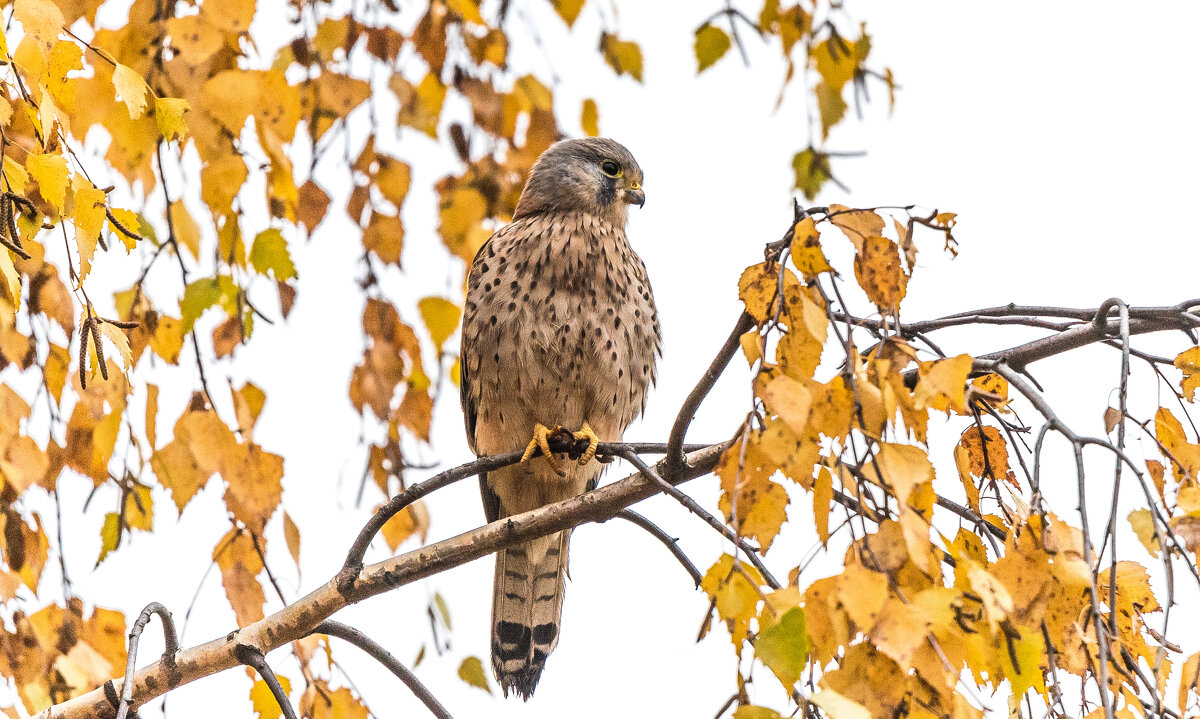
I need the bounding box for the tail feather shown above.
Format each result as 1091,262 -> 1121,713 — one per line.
491,531 -> 569,699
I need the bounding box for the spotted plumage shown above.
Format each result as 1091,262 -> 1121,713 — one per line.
460,138 -> 661,699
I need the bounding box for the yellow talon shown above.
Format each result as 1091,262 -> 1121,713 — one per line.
521,423 -> 564,476
573,422 -> 599,466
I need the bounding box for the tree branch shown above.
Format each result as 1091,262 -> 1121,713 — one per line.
113,602 -> 179,719
611,509 -> 702,586
314,620 -> 453,719
235,644 -> 298,719
665,312 -> 755,476
37,442 -> 730,719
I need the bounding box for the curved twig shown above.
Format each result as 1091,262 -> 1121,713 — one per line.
236,644 -> 298,719
665,312 -> 755,477
612,509 -> 702,586
114,602 -> 180,719
338,441 -> 712,592
619,449 -> 782,590
315,621 -> 453,719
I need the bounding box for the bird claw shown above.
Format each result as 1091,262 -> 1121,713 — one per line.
572,422 -> 599,466
521,423 -> 565,476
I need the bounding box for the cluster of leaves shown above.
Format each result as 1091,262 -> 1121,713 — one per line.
0,0 -> 680,712
690,2 -> 896,200
0,0 -> 905,711
695,206 -> 1200,719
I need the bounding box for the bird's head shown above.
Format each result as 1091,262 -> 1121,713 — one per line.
513,137 -> 644,227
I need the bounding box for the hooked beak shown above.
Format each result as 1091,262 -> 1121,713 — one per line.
623,184 -> 645,208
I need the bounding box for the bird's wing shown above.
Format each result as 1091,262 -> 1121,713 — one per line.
461,236 -> 502,524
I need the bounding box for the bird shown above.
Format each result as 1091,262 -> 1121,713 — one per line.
459,137 -> 661,699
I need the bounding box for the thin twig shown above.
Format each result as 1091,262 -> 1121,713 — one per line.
619,449 -> 781,590
236,645 -> 298,719
114,602 -> 180,719
612,509 -> 702,586
665,312 -> 755,476
315,621 -> 453,719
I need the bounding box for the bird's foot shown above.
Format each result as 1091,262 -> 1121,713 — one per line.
521,423 -> 566,476
571,422 -> 599,466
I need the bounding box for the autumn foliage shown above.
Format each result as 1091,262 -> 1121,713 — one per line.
0,0 -> 1197,717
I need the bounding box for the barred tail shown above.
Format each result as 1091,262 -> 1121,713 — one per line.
490,531 -> 568,699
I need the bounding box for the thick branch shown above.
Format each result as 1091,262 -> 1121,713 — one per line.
38,442 -> 730,719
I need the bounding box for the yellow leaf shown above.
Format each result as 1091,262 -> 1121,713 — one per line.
112,64 -> 151,119
96,512 -> 120,566
827,204 -> 884,252
214,529 -> 265,627
201,0 -> 256,33
811,689 -> 870,719
813,466 -> 832,543
223,443 -> 284,535
967,563 -> 1012,631
1175,346 -> 1200,401
580,98 -> 599,137
73,184 -> 107,278
0,249 -> 20,311
550,0 -> 584,26
99,322 -> 133,371
155,97 -> 189,141
251,676 -> 292,719
1181,652 -> 1200,712
392,72 -> 446,138
123,483 -> 153,531
694,24 -> 731,73
374,156 -> 411,208
145,383 -> 159,449
457,656 -> 491,693
701,553 -> 763,629
1128,508 -> 1159,556
600,32 -> 643,82
381,501 -> 429,551
789,217 -> 832,277
792,148 -> 829,201
761,374 -> 811,435
283,511 -> 301,569
444,0 -> 483,23
733,708 -> 782,719
363,213 -> 404,266
26,152 -> 69,211
417,296 -> 460,351
914,354 -> 973,413
852,235 -> 907,313
107,208 -> 142,251
13,0 -> 65,56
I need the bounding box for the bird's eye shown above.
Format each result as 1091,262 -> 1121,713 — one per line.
601,160 -> 621,177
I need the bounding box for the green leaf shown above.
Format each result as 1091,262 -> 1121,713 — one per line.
694,25 -> 731,73
250,228 -> 297,281
181,275 -> 238,334
457,656 -> 491,693
791,148 -> 830,201
433,591 -> 452,630
96,512 -> 120,567
754,607 -> 811,690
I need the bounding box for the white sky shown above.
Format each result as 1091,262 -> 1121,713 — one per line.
16,1 -> 1200,717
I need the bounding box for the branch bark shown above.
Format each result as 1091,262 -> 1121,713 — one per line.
36,442 -> 730,719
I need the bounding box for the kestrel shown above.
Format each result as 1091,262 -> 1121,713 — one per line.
460,138 -> 661,698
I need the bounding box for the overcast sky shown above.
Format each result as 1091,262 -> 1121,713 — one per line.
29,1 -> 1200,718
